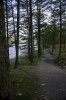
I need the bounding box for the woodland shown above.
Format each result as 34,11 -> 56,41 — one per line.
0,0 -> 66,100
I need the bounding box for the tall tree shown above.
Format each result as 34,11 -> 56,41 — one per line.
26,0 -> 31,62
29,0 -> 33,64
5,0 -> 10,60
51,0 -> 63,55
11,0 -> 16,43
0,0 -> 10,99
37,0 -> 41,57
51,10 -> 56,53
59,0 -> 62,56
15,0 -> 20,67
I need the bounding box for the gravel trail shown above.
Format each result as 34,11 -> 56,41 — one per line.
34,50 -> 66,100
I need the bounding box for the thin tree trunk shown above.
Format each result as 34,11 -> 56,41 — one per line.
11,0 -> 17,63
42,34 -> 44,50
11,0 -> 16,40
37,0 -> 41,57
63,32 -> 65,49
52,20 -> 55,53
5,0 -> 10,60
44,33 -> 46,49
29,0 -> 33,64
26,0 -> 31,62
59,0 -> 62,56
15,0 -> 20,67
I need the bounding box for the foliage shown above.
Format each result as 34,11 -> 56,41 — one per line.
48,47 -> 66,68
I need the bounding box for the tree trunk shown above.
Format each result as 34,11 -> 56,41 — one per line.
26,0 -> 31,62
15,0 -> 20,67
5,0 -> 10,61
63,32 -> 65,49
11,0 -> 16,43
59,0 -> 62,56
52,23 -> 55,53
29,0 -> 33,64
0,1 -> 10,99
37,0 -> 41,57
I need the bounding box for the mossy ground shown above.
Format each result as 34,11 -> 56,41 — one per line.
48,46 -> 66,67
10,52 -> 40,100
10,65 -> 37,100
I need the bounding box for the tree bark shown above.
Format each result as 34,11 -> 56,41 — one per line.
29,0 -> 33,64
26,0 -> 31,62
37,0 -> 41,57
0,1 -> 10,99
15,0 -> 20,67
59,0 -> 62,56
5,0 -> 10,61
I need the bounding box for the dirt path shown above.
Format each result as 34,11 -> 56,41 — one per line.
34,50 -> 66,100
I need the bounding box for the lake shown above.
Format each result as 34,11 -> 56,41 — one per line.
9,45 -> 27,59
9,44 -> 38,59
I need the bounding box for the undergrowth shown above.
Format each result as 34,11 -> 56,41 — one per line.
48,47 -> 66,67
10,65 -> 37,100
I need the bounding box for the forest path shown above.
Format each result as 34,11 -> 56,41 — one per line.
34,49 -> 66,100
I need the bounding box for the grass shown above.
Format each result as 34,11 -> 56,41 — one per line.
48,46 -> 66,67
10,51 -> 39,66
10,65 -> 37,100
10,52 -> 40,100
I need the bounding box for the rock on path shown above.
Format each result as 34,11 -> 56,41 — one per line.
34,50 -> 66,100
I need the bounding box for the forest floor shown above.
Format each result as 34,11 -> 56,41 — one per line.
34,49 -> 66,100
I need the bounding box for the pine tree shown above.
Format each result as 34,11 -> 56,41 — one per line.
15,0 -> 20,67
29,0 -> 33,64
0,0 -> 10,99
37,0 -> 41,57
